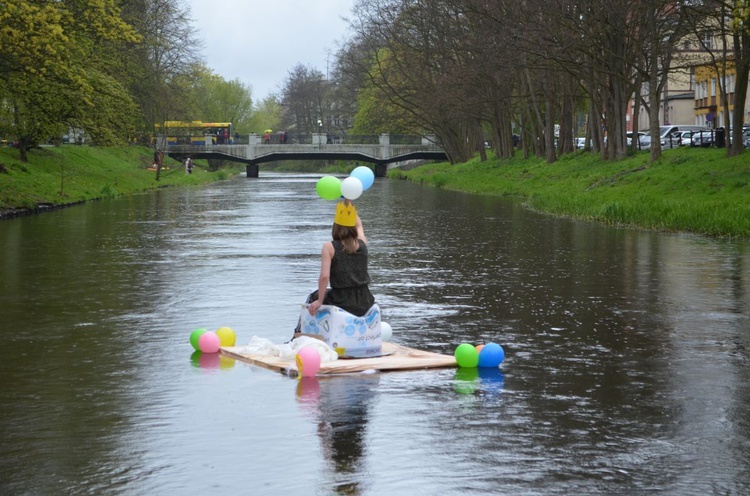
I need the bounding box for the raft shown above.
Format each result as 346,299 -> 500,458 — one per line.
220,342 -> 457,376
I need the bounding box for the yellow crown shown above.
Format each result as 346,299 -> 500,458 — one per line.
334,201 -> 357,227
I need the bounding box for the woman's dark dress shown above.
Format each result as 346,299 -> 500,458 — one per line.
324,239 -> 375,316
305,239 -> 375,316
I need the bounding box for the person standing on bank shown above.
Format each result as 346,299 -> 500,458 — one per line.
295,201 -> 375,337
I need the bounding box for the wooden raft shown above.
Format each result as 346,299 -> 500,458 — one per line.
220,342 -> 457,375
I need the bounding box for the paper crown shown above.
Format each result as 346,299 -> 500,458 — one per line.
334,201 -> 357,227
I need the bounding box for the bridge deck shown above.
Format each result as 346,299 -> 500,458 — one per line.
165,143 -> 446,167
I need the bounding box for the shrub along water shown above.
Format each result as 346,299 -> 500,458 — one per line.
390,148 -> 750,238
0,146 -> 242,217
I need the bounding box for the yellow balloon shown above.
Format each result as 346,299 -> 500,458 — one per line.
215,327 -> 236,347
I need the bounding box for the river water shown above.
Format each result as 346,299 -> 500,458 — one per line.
1,172 -> 749,495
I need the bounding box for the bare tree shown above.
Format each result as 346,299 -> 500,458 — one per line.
119,0 -> 203,131
682,0 -> 750,156
280,64 -> 329,134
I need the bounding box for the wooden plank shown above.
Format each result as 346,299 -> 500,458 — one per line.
220,342 -> 456,376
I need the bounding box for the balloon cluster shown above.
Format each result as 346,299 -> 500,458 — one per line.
315,166 -> 375,201
189,327 -> 236,354
454,342 -> 505,368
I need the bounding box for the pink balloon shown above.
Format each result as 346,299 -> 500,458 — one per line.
198,331 -> 221,353
296,347 -> 321,377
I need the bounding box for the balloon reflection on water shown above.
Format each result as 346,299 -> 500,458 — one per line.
189,351 -> 236,370
454,367 -> 505,398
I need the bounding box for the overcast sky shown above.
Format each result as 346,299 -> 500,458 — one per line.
187,0 -> 354,103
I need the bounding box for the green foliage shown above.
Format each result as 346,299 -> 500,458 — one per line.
247,96 -> 282,134
395,148 -> 750,238
188,66 -> 254,132
0,0 -> 141,156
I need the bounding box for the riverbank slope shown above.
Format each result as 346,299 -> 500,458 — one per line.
390,147 -> 750,238
0,146 -> 241,219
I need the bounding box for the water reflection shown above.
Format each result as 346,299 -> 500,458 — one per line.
454,367 -> 506,400
189,351 -> 236,370
297,374 -> 380,495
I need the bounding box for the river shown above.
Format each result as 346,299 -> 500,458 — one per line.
1,172 -> 748,495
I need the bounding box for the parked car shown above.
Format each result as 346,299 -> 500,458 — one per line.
691,130 -> 715,147
627,131 -> 646,147
639,134 -> 656,148
666,130 -> 695,147
660,125 -> 708,149
626,132 -> 647,148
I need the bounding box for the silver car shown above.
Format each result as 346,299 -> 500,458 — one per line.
666,131 -> 694,147
690,130 -> 715,147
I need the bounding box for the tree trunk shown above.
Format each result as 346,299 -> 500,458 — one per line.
544,89 -> 556,164
648,65 -> 663,163
728,32 -> 750,157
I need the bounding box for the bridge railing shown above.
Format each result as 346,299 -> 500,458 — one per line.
252,134 -> 385,145
160,133 -> 440,147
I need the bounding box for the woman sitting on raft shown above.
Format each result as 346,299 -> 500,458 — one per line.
294,200 -> 375,338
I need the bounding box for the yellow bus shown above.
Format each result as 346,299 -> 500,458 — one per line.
157,121 -> 234,145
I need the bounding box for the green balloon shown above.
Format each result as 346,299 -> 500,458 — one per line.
316,176 -> 342,200
189,328 -> 207,351
454,343 -> 479,368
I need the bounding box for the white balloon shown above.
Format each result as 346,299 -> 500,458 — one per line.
341,177 -> 364,200
380,322 -> 393,342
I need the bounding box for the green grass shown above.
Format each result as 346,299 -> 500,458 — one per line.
391,148 -> 750,238
0,145 -> 243,212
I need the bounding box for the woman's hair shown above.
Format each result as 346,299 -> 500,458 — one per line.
332,224 -> 360,254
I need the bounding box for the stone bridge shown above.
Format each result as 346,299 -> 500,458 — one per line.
164,133 -> 446,177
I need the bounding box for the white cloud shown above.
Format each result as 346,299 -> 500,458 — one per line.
187,0 -> 354,102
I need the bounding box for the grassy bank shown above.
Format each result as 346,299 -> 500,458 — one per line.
391,147 -> 750,238
0,145 -> 242,216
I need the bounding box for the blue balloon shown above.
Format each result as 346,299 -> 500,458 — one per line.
350,166 -> 375,190
477,343 -> 505,368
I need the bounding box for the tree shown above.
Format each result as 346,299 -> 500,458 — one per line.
186,66 -> 254,132
345,0 -> 484,164
248,96 -> 282,135
683,0 -> 750,157
118,0 -> 202,134
280,64 -> 329,134
0,0 -> 140,160
628,0 -> 689,162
